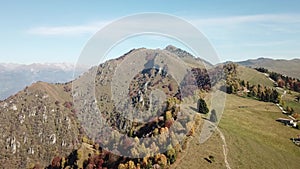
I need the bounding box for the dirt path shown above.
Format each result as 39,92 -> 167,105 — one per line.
172,103 -> 231,169
205,120 -> 231,169
263,73 -> 275,83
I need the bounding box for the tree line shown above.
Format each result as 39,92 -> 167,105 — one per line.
255,67 -> 300,92
224,63 -> 280,103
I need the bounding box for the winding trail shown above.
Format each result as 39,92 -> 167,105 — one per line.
264,71 -> 287,114
172,103 -> 232,169
205,120 -> 231,169
275,89 -> 286,113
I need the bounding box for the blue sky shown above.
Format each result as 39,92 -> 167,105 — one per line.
1,0 -> 300,64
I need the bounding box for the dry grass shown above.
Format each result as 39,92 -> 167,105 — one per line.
173,94 -> 300,169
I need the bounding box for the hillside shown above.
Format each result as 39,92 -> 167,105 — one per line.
1,47 -> 299,169
236,66 -> 274,87
0,46 -> 214,168
237,58 -> 300,79
0,81 -> 80,168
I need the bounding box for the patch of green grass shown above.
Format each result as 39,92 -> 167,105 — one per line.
237,66 -> 274,87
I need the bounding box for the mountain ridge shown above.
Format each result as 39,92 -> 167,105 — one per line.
236,57 -> 300,79
0,46 -> 213,168
1,47 -> 299,169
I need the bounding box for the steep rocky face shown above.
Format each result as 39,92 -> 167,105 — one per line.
73,47 -> 196,136
0,82 -> 80,168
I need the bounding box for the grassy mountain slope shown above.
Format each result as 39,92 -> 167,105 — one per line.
237,58 -> 300,79
236,66 -> 274,87
174,94 -> 300,169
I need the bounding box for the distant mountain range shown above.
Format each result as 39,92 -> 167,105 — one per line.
236,57 -> 300,79
0,63 -> 87,100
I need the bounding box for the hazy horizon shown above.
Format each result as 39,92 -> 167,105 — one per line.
1,54 -> 299,66
1,44 -> 299,66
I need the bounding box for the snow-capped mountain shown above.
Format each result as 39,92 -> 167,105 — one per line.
0,63 -> 88,100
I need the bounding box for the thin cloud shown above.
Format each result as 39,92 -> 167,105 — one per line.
192,13 -> 300,26
27,21 -> 108,36
26,13 -> 300,36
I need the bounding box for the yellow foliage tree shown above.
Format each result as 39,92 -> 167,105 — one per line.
155,153 -> 167,168
153,128 -> 159,136
82,136 -> 89,143
165,111 -> 172,120
118,163 -> 127,169
128,160 -> 136,169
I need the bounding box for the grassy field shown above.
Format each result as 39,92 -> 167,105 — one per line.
221,94 -> 300,168
174,94 -> 300,169
237,66 -> 274,87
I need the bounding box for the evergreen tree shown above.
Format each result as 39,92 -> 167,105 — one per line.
241,80 -> 245,87
197,98 -> 209,114
246,81 -> 250,90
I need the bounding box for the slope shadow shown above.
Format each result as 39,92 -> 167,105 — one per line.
189,106 -> 198,113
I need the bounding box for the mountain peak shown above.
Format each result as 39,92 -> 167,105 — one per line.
164,45 -> 193,58
165,45 -> 178,51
